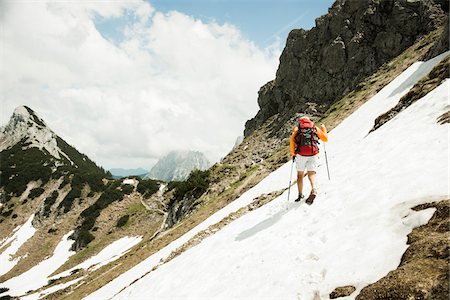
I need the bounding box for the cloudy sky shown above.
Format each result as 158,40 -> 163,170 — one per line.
1,0 -> 333,170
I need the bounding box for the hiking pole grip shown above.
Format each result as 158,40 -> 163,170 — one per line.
324,143 -> 331,180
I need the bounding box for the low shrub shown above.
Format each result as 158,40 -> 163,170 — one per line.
121,184 -> 134,195
137,179 -> 159,197
116,215 -> 130,228
29,187 -> 45,199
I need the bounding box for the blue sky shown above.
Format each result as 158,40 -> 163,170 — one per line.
95,0 -> 334,48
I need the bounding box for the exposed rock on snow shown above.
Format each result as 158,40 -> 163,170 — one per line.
357,199 -> 449,300
371,54 -> 449,133
436,110 -> 450,124
330,285 -> 356,299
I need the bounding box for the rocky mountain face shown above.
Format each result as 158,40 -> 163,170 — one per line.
245,0 -> 447,136
1,106 -> 82,164
0,106 -> 108,202
145,150 -> 211,182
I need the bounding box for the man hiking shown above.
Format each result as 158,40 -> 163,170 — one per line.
290,116 -> 328,204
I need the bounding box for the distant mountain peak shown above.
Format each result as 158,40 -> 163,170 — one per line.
145,150 -> 211,182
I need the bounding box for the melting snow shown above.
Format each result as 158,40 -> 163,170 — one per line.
52,236 -> 142,278
87,53 -> 448,300
0,214 -> 36,276
21,278 -> 83,300
2,231 -> 75,296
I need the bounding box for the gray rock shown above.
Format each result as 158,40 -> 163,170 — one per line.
146,150 -> 210,182
422,15 -> 449,60
330,285 -> 356,299
244,0 -> 446,137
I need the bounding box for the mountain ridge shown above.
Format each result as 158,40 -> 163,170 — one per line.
145,150 -> 211,182
244,0 -> 447,136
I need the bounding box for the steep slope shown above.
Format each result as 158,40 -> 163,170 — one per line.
19,20 -> 447,299
0,106 -> 108,201
145,150 -> 211,182
0,108 -> 165,298
245,0 -> 447,136
1,3 -> 447,299
85,53 -> 449,300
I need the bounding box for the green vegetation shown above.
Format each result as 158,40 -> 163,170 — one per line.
73,182 -> 125,249
0,135 -> 110,207
126,201 -> 146,215
168,169 -> 210,201
230,165 -> 259,190
1,210 -> 13,218
210,163 -> 236,183
42,191 -> 58,217
116,215 -> 130,228
136,179 -> 159,197
29,187 -> 45,199
57,187 -> 82,213
55,136 -> 112,179
121,184 -> 134,195
0,140 -> 52,197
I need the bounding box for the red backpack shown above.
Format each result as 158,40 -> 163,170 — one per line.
294,118 -> 319,156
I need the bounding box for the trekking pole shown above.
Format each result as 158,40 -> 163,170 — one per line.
323,143 -> 331,180
287,159 -> 295,201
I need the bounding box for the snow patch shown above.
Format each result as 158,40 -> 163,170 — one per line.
0,214 -> 36,276
53,236 -> 142,278
3,231 -> 76,297
21,278 -> 83,300
122,179 -> 136,185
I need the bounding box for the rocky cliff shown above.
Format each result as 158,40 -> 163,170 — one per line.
245,0 -> 447,136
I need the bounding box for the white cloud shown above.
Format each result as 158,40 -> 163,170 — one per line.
1,0 -> 280,169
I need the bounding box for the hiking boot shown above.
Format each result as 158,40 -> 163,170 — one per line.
295,194 -> 304,202
306,189 -> 317,205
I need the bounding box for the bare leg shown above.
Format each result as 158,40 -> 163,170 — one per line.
297,171 -> 305,196
307,171 -> 317,194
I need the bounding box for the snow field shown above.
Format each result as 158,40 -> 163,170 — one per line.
1,233 -> 142,298
86,151 -> 298,299
109,53 -> 449,299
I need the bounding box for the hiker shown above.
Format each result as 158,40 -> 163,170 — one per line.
290,116 -> 328,204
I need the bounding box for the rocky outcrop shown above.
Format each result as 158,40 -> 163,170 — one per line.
437,110 -> 450,124
370,54 -> 449,132
357,199 -> 449,300
245,0 -> 447,136
422,15 -> 449,60
330,286 -> 356,298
